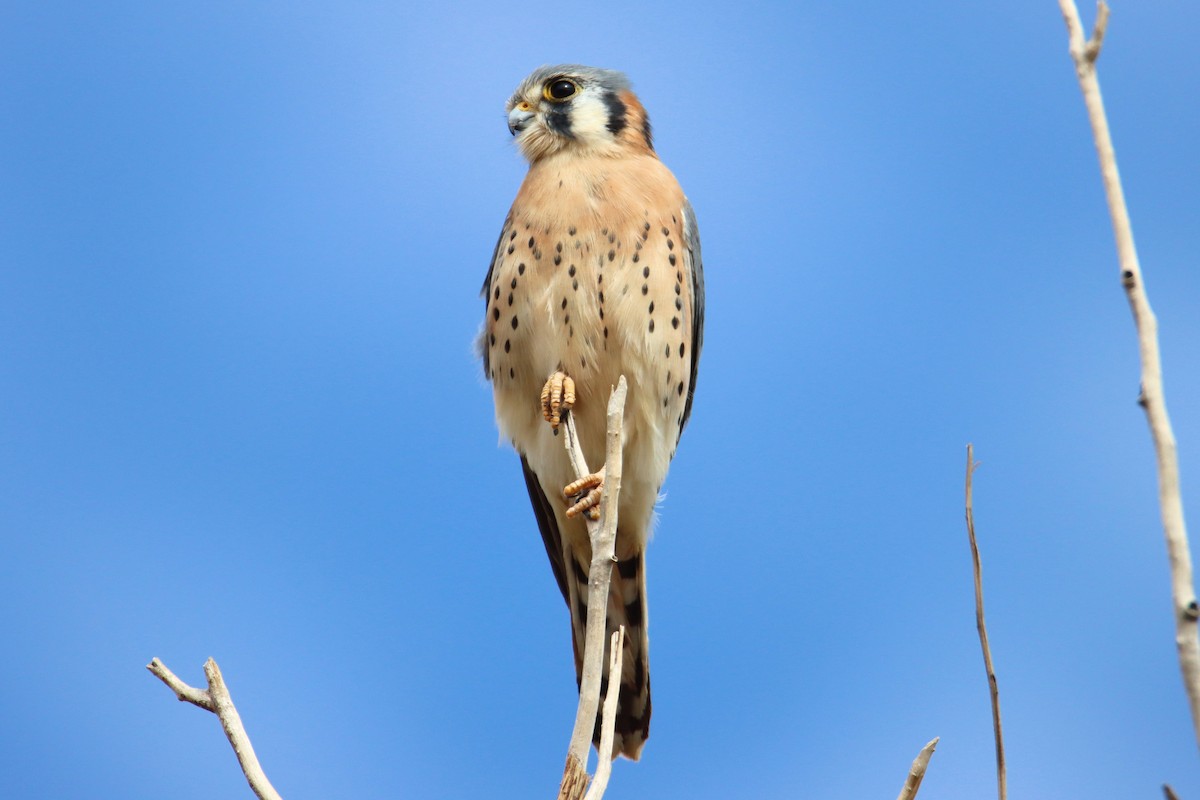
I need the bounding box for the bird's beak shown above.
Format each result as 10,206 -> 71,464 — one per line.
508,104 -> 535,136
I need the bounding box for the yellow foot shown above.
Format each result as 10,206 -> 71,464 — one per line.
540,370 -> 576,430
564,467 -> 605,521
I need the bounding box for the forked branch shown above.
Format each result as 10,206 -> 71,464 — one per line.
147,658 -> 282,800
1058,0 -> 1200,750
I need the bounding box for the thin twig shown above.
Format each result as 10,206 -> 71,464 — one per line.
148,657 -> 215,710
147,658 -> 283,800
558,376 -> 629,800
966,445 -> 1005,800
584,628 -> 626,800
1163,784 -> 1180,800
895,737 -> 939,800
1058,0 -> 1200,750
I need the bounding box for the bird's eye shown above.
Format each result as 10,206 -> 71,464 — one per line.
544,79 -> 579,101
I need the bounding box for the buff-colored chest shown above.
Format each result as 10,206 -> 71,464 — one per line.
483,152 -> 695,548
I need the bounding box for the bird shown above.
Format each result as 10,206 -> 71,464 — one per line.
479,65 -> 704,761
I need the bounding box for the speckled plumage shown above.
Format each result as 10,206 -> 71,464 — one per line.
480,65 -> 704,761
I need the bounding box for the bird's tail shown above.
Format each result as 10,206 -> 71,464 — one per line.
567,547 -> 651,761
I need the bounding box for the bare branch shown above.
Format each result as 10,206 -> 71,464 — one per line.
1057,0 -> 1200,749
966,446 -> 1006,800
558,376 -> 629,800
1163,784 -> 1181,800
148,657 -> 215,711
147,658 -> 283,800
895,737 -> 939,800
584,628 -> 626,800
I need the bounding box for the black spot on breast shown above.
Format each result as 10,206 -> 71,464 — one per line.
568,265 -> 576,277
506,244 -> 514,255
509,367 -> 515,379
572,278 -> 579,291
568,226 -> 577,236
527,236 -> 535,248
509,230 -> 517,241
493,286 -> 500,300
504,339 -> 510,353
561,297 -> 568,310
510,277 -> 517,289
669,253 -> 676,266
511,316 -> 519,329
641,284 -> 648,295
671,316 -> 679,329
677,381 -> 684,396
649,319 -> 655,333
507,292 -> 513,306
493,308 -> 500,321
607,250 -> 615,262
643,266 -> 650,278
679,342 -> 685,357
489,334 -> 496,346
602,91 -> 628,136
661,226 -> 669,236
554,255 -> 561,265
648,301 -> 655,314
675,297 -> 683,310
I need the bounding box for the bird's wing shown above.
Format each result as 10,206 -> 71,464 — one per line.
680,198 -> 704,434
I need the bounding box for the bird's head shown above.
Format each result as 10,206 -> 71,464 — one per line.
506,65 -> 655,163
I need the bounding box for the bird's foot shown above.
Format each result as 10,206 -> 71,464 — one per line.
540,370 -> 576,430
564,467 -> 605,521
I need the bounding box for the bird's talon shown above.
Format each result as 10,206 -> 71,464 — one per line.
540,371 -> 576,429
564,467 -> 606,519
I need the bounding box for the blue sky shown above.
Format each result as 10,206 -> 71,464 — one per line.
2,1 -> 1198,797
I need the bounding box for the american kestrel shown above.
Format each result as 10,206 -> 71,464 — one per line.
480,65 -> 704,760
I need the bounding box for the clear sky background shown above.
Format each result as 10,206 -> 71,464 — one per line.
2,2 -> 1198,797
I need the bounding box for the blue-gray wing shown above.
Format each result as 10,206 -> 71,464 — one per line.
680,198 -> 704,436
477,216 -> 512,379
